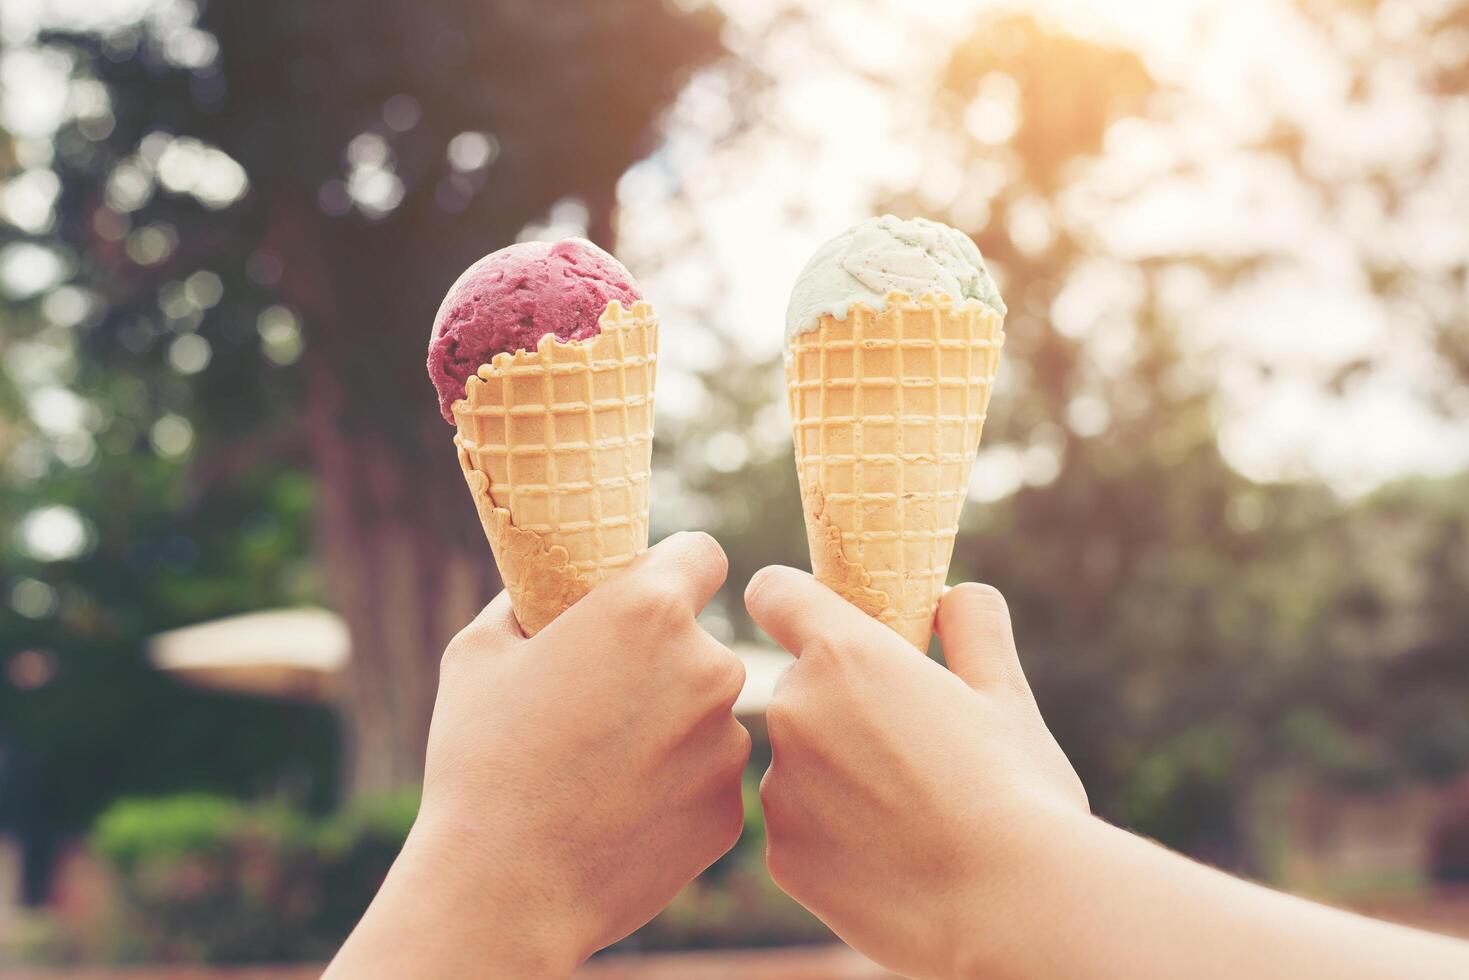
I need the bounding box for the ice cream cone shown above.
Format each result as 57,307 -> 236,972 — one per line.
452,300 -> 657,635
786,291 -> 1003,650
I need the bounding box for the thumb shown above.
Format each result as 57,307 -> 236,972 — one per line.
935,583 -> 1032,696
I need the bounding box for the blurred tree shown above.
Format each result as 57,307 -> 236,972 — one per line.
0,436 -> 340,902
1288,0 -> 1469,408
4,0 -> 1468,904
658,7 -> 1469,867
4,0 -> 723,794
886,13 -> 1268,861
902,11 -> 1469,862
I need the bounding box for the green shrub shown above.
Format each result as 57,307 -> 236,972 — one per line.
91,795 -> 252,872
89,784 -> 826,964
89,793 -> 412,964
327,790 -> 420,847
311,791 -> 420,946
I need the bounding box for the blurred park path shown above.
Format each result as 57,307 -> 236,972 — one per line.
5,943 -> 896,979
578,945 -> 894,979
6,900 -> 1469,978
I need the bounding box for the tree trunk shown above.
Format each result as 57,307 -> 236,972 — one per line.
218,0 -> 728,792
306,360 -> 497,795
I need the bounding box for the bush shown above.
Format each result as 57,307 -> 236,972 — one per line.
90,792 -> 416,963
92,795 -> 301,871
89,783 -> 828,965
310,791 -> 421,946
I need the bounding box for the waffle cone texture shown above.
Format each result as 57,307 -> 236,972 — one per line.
786,291 -> 1004,650
452,301 -> 657,635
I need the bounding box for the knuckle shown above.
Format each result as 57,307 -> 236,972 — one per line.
763,696 -> 801,745
800,632 -> 842,664
744,564 -> 801,618
714,651 -> 747,705
680,530 -> 728,578
726,722 -> 753,773
743,565 -> 777,611
444,620 -> 478,656
621,579 -> 689,629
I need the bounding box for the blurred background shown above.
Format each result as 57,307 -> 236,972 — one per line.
1,0 -> 1467,974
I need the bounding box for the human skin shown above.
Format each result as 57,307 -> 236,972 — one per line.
325,532 -> 750,978
746,566 -> 1469,980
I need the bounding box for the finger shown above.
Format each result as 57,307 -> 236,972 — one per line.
564,531 -> 734,640
608,528 -> 728,614
935,583 -> 1032,695
744,565 -> 907,660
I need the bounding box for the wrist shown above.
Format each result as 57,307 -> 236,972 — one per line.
393,808 -> 590,975
947,802 -> 1101,980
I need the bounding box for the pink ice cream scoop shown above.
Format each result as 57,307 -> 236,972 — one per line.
427,238 -> 643,422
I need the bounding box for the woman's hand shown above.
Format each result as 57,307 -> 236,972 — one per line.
747,567 -> 1469,980
328,532 -> 751,977
746,568 -> 1087,978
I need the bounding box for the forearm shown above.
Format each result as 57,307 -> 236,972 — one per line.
965,812 -> 1469,980
324,816 -> 584,979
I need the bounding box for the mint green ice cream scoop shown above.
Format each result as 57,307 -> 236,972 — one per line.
784,215 -> 1006,341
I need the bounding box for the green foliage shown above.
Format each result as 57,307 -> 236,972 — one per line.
871,11 -> 1469,862
89,793 -> 416,964
1,0 -> 727,871
90,796 -> 323,963
84,785 -> 824,964
311,791 -> 424,943
325,790 -> 422,847
658,13 -> 1469,874
92,794 -> 254,871
1,0 -> 728,807
0,435 -> 339,847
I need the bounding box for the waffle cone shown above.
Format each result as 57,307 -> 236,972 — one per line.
786,291 -> 1004,650
452,300 -> 657,635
